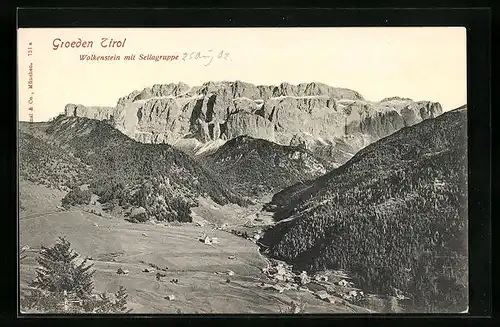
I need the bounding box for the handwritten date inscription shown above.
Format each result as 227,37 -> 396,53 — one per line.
182,50 -> 230,66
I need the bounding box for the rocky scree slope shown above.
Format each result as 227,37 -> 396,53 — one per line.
261,106 -> 468,313
63,81 -> 442,164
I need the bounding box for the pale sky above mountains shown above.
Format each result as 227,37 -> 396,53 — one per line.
18,27 -> 466,122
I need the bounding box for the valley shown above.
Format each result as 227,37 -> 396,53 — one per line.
18,81 -> 467,314
19,182 -> 379,314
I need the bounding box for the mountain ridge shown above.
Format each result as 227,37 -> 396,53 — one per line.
62,81 -> 442,166
203,134 -> 338,197
23,114 -> 251,223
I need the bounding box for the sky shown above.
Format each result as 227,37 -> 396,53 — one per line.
18,27 -> 467,122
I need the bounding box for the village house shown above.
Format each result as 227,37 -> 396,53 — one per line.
274,274 -> 287,282
116,268 -> 129,275
341,293 -> 352,300
338,279 -> 353,287
274,265 -> 295,282
200,234 -> 220,245
315,290 -> 335,303
299,271 -> 311,285
276,264 -> 287,276
314,274 -> 328,282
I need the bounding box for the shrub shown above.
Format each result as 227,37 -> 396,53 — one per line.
129,207 -> 148,223
62,187 -> 92,208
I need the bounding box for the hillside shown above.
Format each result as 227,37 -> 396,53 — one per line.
63,81 -> 442,165
19,127 -> 93,191
261,106 -> 468,312
204,135 -> 337,197
38,114 -> 249,222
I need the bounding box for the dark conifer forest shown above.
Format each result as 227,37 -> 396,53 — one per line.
204,135 -> 336,197
261,107 -> 468,312
21,115 -> 249,222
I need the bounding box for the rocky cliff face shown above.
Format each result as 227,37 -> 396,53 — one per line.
65,104 -> 114,120
64,81 -> 442,163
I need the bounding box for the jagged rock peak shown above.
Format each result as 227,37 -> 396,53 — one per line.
132,82 -> 192,101
118,81 -> 365,103
64,103 -> 114,120
379,96 -> 414,103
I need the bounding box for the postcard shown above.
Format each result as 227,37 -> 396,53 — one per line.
17,26 -> 468,314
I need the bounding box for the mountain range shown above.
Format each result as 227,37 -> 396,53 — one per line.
63,81 -> 443,165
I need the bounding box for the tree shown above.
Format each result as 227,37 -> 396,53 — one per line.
21,237 -> 131,313
112,285 -> 130,313
30,237 -> 94,298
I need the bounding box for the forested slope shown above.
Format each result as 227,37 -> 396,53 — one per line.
261,106 -> 468,312
204,135 -> 336,197
39,115 -> 249,222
